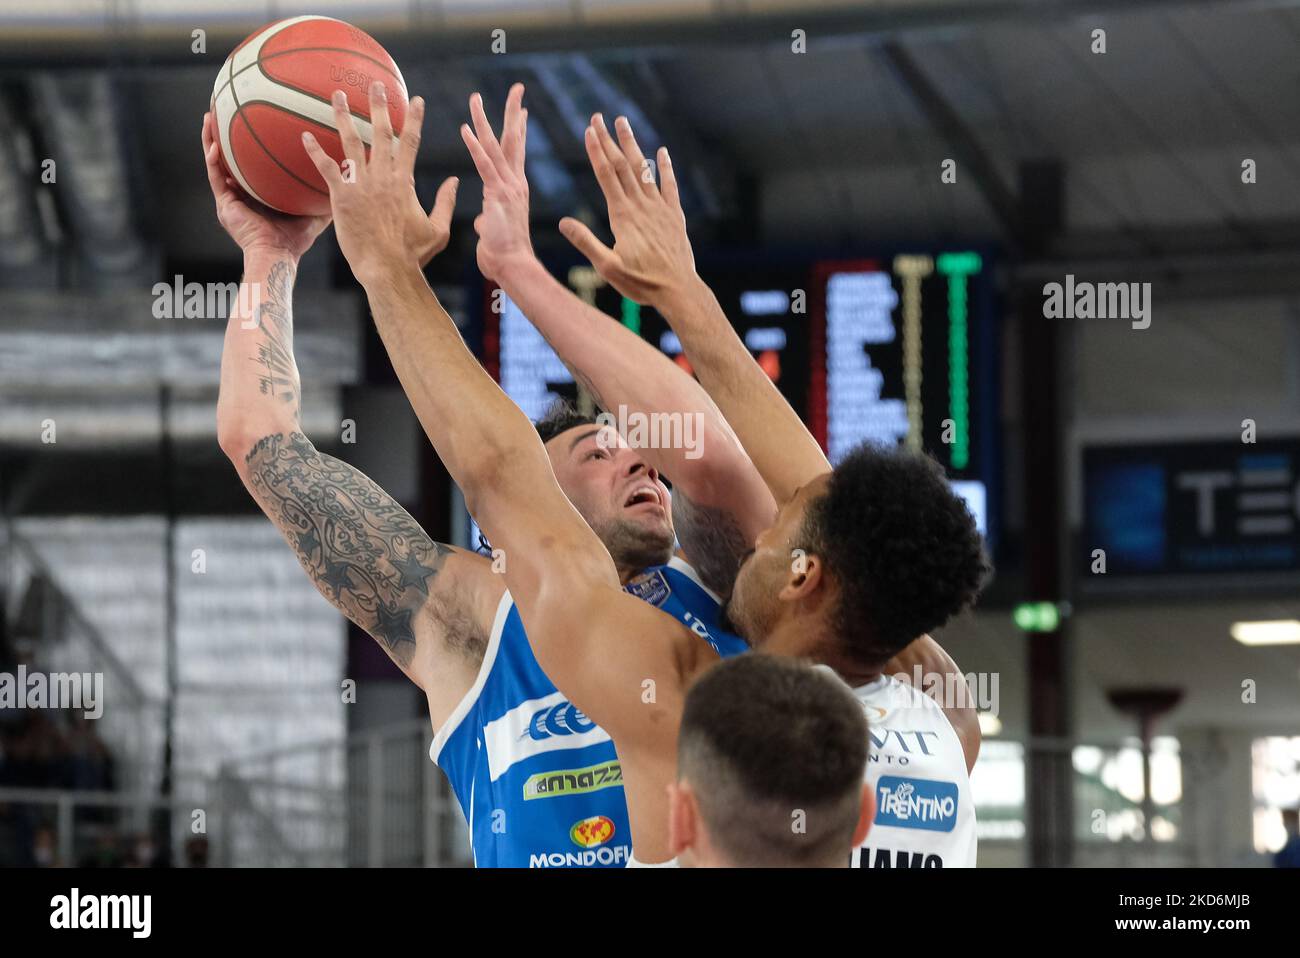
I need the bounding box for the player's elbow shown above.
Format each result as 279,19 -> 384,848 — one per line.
459,447 -> 514,520
216,416 -> 257,467
216,412 -> 281,475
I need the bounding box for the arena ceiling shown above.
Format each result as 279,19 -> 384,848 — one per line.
0,0 -> 1296,268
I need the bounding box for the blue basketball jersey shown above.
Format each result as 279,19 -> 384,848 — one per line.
432,556 -> 747,867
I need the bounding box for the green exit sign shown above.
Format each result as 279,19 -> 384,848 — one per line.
1014,602 -> 1062,632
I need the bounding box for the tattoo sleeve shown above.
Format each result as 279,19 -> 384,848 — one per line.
670,489 -> 751,600
251,260 -> 302,421
243,431 -> 485,670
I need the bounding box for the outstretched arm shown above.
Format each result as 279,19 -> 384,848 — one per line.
300,85 -> 704,763
569,115 -> 981,768
204,112 -> 493,724
470,85 -> 774,596
562,116 -> 831,507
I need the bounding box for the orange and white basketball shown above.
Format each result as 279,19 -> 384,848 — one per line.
210,16 -> 408,216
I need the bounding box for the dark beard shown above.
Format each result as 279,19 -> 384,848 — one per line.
600,517 -> 675,572
717,595 -> 751,645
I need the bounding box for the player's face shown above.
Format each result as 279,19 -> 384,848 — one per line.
546,424 -> 676,569
723,474 -> 832,645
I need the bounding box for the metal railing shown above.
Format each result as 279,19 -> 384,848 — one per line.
2,523 -> 164,798
0,720 -> 472,867
216,720 -> 470,868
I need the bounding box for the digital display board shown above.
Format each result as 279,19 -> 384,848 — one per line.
475,249 -> 999,546
490,261 -> 811,426
813,253 -> 990,484
1084,439 -> 1300,575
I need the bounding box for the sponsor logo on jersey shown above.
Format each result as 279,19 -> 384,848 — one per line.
523,760 -> 623,800
526,701 -> 596,740
867,727 -> 947,767
874,776 -> 959,832
570,815 -> 616,848
529,844 -> 630,868
623,569 -> 672,607
679,610 -> 723,653
853,846 -> 944,868
480,691 -> 612,782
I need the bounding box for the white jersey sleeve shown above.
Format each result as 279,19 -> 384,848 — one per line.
849,674 -> 978,868
626,854 -> 680,868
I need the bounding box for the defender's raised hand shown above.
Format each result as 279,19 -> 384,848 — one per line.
459,83 -> 533,282
301,82 -> 458,282
560,115 -> 697,308
202,110 -> 330,259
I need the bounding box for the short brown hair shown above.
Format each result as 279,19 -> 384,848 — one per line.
678,654 -> 868,866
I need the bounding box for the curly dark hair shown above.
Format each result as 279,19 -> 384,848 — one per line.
533,398 -> 601,445
799,443 -> 990,667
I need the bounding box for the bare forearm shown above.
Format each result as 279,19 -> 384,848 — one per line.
361,263 -> 552,518
884,633 -> 981,769
216,249 -> 302,453
502,256 -> 775,592
659,276 -> 830,505
501,256 -> 749,487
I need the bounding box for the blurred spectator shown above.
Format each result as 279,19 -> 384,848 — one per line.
0,709 -> 114,793
126,830 -> 163,868
31,824 -> 59,867
185,835 -> 210,868
79,829 -> 124,868
0,595 -> 15,673
1275,808 -> 1300,868
65,714 -> 113,788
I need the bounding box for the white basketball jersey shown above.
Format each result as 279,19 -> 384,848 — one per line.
848,674 -> 977,868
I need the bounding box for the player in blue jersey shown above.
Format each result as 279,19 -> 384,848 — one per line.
302,81 -> 987,866
206,98 -> 766,866
434,402 -> 752,867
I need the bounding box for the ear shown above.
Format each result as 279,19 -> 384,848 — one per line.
778,550 -> 824,603
851,782 -> 876,848
667,781 -> 697,858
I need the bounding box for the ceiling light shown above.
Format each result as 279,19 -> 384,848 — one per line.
1231,620 -> 1300,646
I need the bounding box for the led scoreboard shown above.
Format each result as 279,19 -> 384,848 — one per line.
475,249 -> 999,547
812,254 -> 996,538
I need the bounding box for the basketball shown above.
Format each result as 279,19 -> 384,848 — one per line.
210,15 -> 408,216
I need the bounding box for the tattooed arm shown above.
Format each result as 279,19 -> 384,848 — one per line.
204,113 -> 496,723
214,250 -> 495,719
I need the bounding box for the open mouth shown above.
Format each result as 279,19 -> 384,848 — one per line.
623,484 -> 662,510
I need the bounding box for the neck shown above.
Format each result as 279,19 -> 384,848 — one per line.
615,550 -> 674,586
762,616 -> 880,689
819,654 -> 882,689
